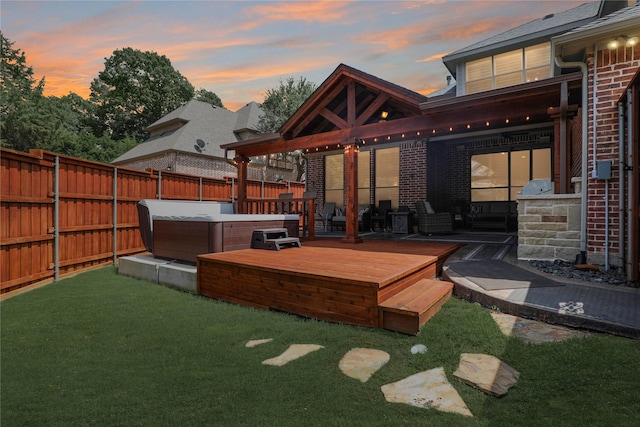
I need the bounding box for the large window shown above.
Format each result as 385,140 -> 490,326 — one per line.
375,147 -> 399,208
325,154 -> 344,207
324,147 -> 398,208
471,148 -> 551,201
465,43 -> 551,94
358,150 -> 371,205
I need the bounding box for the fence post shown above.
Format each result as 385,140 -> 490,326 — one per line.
54,156 -> 60,282
261,181 -> 265,199
113,167 -> 118,265
199,177 -> 203,201
231,178 -> 235,201
157,170 -> 162,199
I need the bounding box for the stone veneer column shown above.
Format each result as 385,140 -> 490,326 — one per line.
516,194 -> 582,262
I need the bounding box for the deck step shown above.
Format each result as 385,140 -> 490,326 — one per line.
251,229 -> 301,251
379,279 -> 453,335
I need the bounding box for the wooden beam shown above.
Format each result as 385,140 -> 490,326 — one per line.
292,81 -> 348,138
355,93 -> 389,126
234,155 -> 249,213
347,80 -> 356,126
319,107 -> 348,129
341,141 -> 362,244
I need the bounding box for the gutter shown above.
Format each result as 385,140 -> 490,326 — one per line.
554,55 -> 588,262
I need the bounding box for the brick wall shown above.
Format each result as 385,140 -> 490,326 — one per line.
400,140 -> 427,208
584,45 -> 639,266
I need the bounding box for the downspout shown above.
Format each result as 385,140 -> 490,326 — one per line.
554,55 -> 589,261
618,101 -> 625,273
591,46 -> 598,179
626,88 -> 633,279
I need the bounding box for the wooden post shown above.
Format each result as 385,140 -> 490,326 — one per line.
548,81 -> 578,195
234,154 -> 250,213
342,140 -> 362,244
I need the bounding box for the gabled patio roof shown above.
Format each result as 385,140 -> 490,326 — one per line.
223,65 -> 582,244
222,69 -> 582,158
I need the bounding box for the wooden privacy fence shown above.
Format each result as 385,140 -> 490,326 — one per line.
0,148 -> 305,294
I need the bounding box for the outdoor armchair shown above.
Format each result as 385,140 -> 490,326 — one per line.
414,201 -> 453,234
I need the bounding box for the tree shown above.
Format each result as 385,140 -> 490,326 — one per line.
1,34 -> 138,161
1,31 -> 50,151
195,88 -> 224,108
89,47 -> 194,141
256,76 -> 316,133
257,77 -> 316,181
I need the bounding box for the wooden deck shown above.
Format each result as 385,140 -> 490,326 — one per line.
196,240 -> 461,334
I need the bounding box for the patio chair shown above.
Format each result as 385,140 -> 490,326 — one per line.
277,192 -> 294,213
331,204 -> 372,231
414,200 -> 453,234
316,202 -> 336,232
371,200 -> 392,231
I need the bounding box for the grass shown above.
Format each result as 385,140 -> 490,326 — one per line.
2,266 -> 639,426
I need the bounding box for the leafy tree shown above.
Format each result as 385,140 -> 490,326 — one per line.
257,76 -> 316,181
257,76 -> 316,133
195,88 -> 224,108
0,31 -> 48,151
89,47 -> 194,141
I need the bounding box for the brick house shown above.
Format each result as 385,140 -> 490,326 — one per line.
222,0 -> 639,281
112,100 -> 299,182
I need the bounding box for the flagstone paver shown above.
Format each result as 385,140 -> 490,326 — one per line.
381,368 -> 473,417
262,344 -> 324,366
490,312 -> 589,344
339,348 -> 390,382
453,353 -> 519,397
246,338 -> 273,347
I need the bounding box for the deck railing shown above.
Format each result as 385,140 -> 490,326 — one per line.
242,197 -> 316,240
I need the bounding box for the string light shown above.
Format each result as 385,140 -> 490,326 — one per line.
467,124 -> 471,129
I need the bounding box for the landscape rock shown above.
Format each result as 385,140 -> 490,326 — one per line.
381,367 -> 473,417
339,348 -> 390,382
262,344 -> 324,366
453,353 -> 519,397
246,338 -> 273,347
491,312 -> 588,344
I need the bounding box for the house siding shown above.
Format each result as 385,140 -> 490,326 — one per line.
115,153 -> 298,182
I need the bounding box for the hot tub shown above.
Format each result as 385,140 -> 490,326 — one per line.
137,200 -> 299,263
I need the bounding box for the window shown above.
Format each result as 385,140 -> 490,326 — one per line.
358,150 -> 371,205
375,147 -> 399,208
466,57 -> 492,94
325,154 -> 344,208
465,43 -> 550,94
471,147 -> 551,201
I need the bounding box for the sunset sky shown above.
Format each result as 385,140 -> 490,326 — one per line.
2,0 -> 586,111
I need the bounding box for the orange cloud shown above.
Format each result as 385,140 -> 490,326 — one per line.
247,0 -> 352,24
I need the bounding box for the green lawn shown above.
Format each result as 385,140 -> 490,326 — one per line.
2,267 -> 639,426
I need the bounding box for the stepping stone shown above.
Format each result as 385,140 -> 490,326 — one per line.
246,338 -> 273,347
262,344 -> 324,366
490,312 -> 588,344
339,348 -> 390,382
453,353 -> 519,397
380,367 -> 472,417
